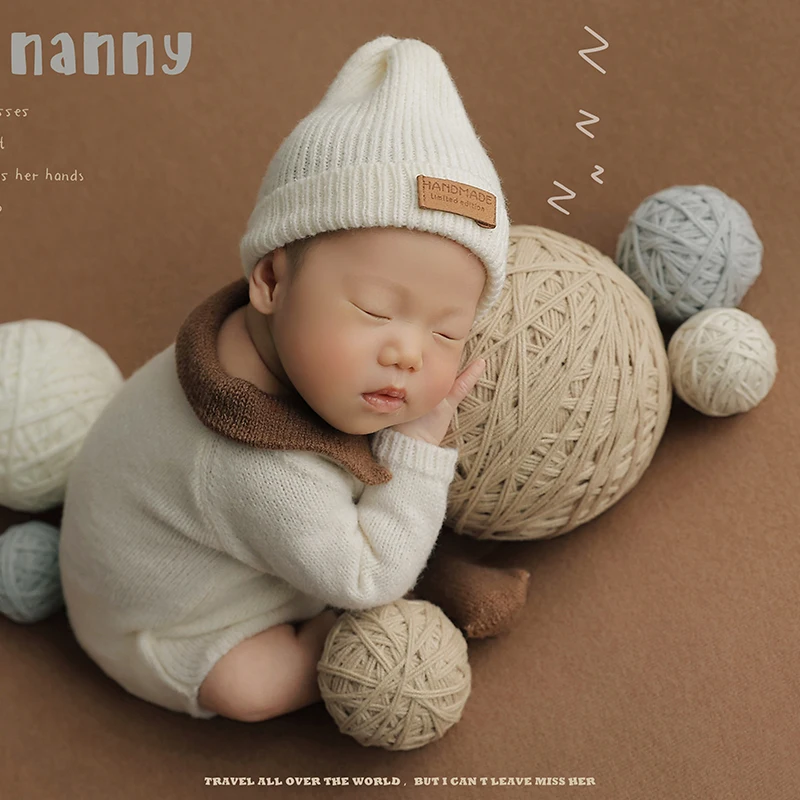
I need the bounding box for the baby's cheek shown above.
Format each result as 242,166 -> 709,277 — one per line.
432,365 -> 456,401
415,354 -> 454,405
318,328 -> 364,382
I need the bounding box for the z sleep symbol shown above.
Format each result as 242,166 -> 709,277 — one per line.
547,26 -> 609,216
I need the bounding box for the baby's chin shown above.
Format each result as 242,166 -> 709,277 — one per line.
327,415 -> 407,437
339,422 -> 396,436
312,400 -> 423,437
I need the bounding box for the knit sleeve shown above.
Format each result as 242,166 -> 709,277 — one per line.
202,429 -> 459,610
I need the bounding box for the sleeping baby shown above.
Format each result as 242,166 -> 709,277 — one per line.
58,35 -> 510,722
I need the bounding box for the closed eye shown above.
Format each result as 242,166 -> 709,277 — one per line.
353,304 -> 460,341
355,305 -> 389,321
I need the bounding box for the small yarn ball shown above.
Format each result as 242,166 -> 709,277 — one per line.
668,308 -> 777,417
317,599 -> 471,751
441,225 -> 672,541
0,319 -> 124,512
0,521 -> 64,624
616,185 -> 763,324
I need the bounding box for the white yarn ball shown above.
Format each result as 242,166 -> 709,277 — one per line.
0,320 -> 124,512
667,308 -> 777,417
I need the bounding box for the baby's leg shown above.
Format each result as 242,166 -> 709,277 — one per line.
198,609 -> 339,722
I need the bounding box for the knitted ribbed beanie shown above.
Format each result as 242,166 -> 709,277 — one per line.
239,36 -> 510,324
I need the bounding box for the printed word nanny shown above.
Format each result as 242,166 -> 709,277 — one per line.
10,32 -> 191,75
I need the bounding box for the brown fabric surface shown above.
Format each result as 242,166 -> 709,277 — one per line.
412,526 -> 533,639
1,0 -> 799,798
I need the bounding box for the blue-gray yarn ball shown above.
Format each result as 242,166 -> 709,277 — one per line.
615,185 -> 763,324
0,521 -> 64,624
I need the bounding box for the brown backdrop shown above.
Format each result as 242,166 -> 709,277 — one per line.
1,1 -> 798,798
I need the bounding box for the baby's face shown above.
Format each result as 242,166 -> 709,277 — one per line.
265,227 -> 486,436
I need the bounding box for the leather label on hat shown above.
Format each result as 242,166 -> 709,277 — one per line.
416,175 -> 497,229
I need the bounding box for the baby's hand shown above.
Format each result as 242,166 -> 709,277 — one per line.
388,359 -> 486,447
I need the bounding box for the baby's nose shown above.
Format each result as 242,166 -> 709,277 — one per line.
386,339 -> 423,371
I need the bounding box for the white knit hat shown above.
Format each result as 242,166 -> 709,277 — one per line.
239,36 -> 510,324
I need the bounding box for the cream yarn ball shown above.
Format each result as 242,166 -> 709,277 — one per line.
667,308 -> 777,417
317,600 -> 471,751
0,320 -> 123,512
441,225 -> 672,541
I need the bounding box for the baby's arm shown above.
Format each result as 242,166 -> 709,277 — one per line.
202,428 -> 458,610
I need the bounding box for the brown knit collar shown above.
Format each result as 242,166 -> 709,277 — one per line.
174,278 -> 392,486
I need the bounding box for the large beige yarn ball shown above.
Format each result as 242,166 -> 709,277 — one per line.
0,320 -> 123,512
667,307 -> 777,417
441,225 -> 672,540
317,600 -> 471,751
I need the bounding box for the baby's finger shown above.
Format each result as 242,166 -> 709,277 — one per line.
452,359 -> 485,401
467,359 -> 486,381
466,358 -> 486,380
